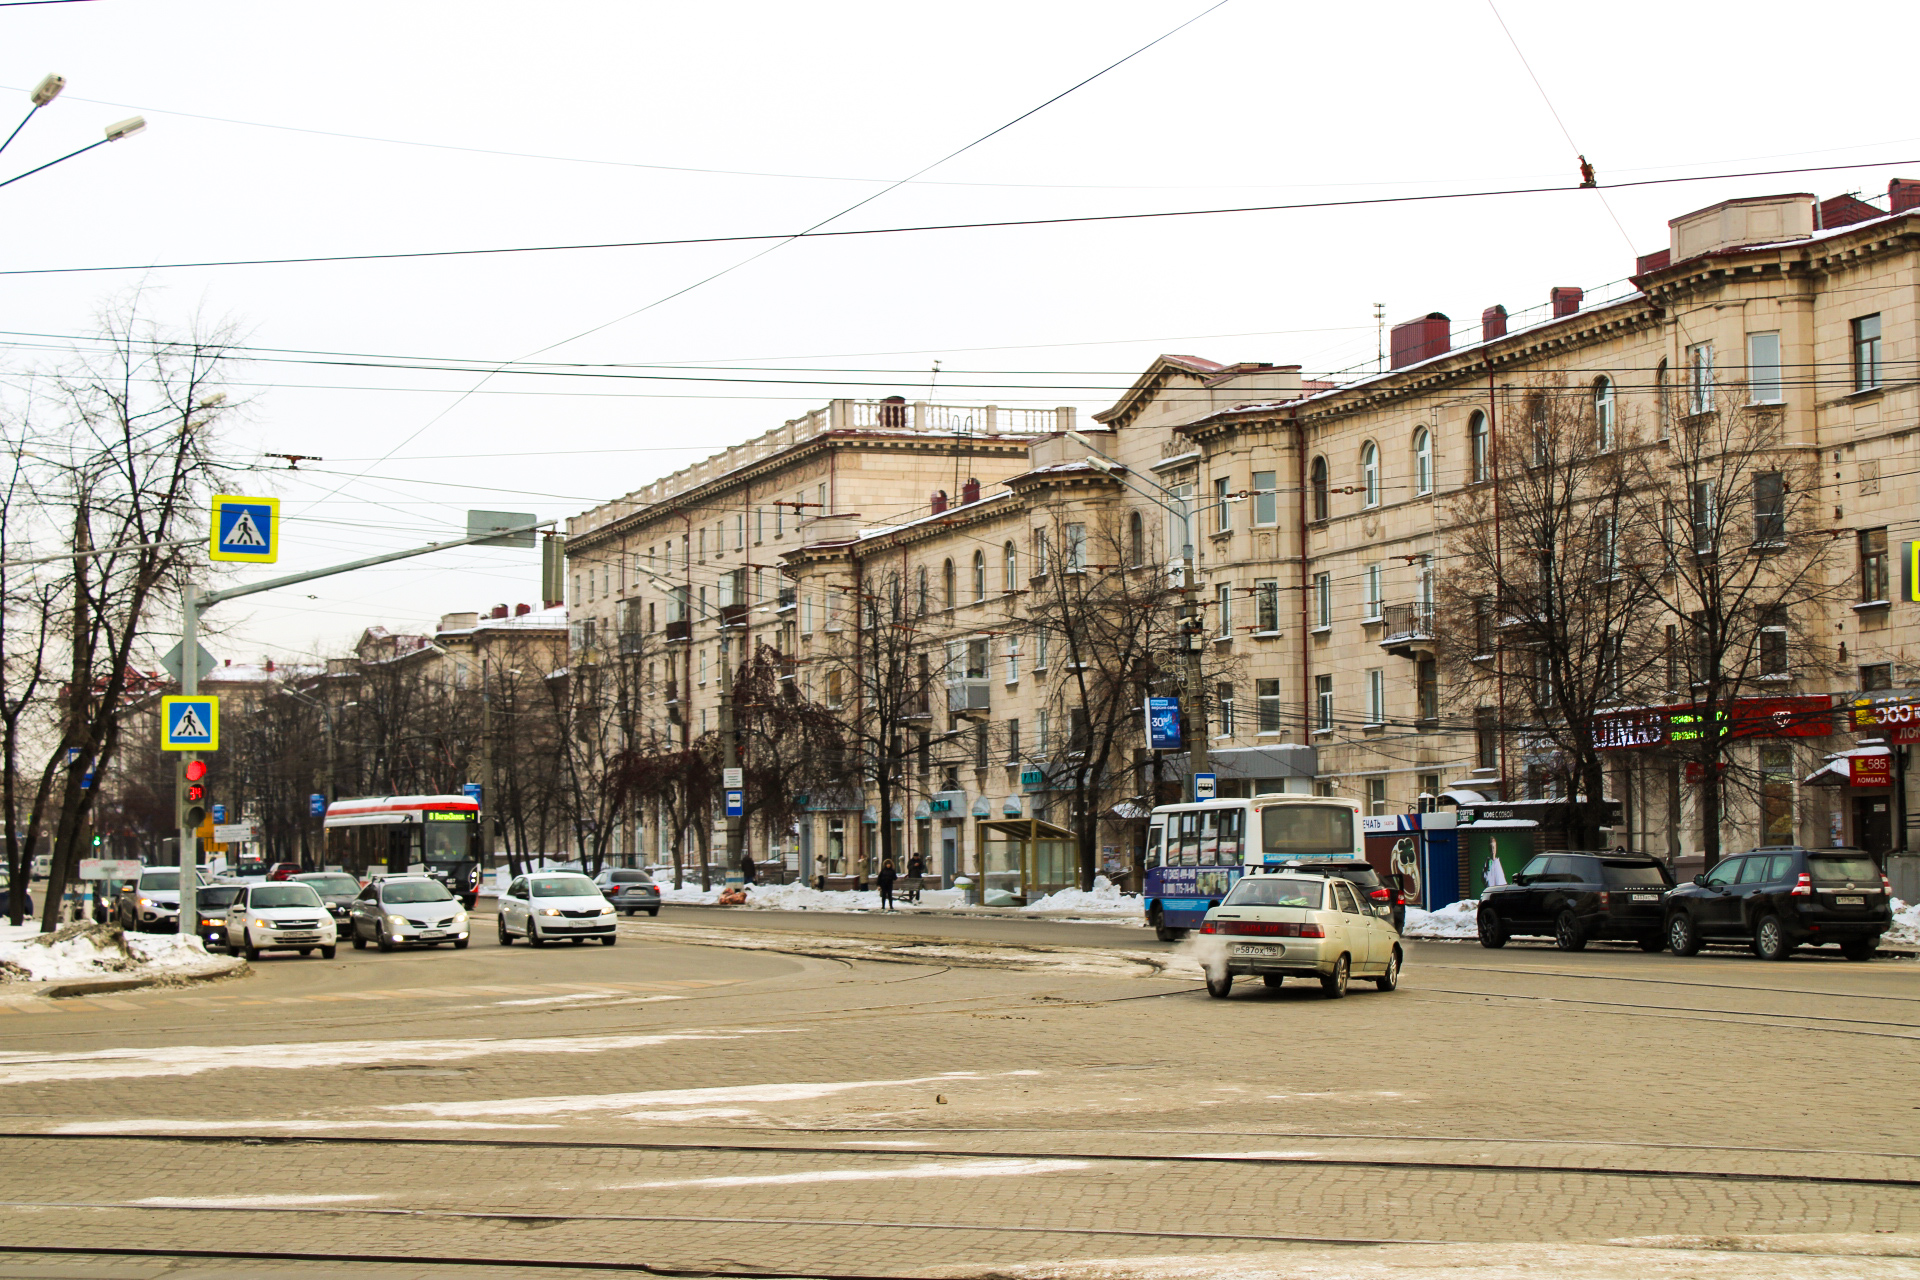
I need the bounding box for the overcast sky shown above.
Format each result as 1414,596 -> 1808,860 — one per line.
7,0 -> 1914,665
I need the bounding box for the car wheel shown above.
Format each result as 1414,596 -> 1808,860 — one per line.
1320,953 -> 1350,999
1667,911 -> 1701,956
570,936 -> 584,946
497,915 -> 513,945
527,922 -> 544,947
601,935 -> 617,947
454,938 -> 469,950
243,937 -> 260,962
299,949 -> 313,958
320,945 -> 337,959
1841,937 -> 1878,962
1754,914 -> 1794,962
1476,908 -> 1507,949
351,931 -> 366,950
647,908 -> 659,917
376,927 -> 395,953
1554,911 -> 1588,952
1637,934 -> 1665,952
1375,947 -> 1401,992
624,909 -> 635,917
1204,968 -> 1233,999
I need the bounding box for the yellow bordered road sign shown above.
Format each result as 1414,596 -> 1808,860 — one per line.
210,495 -> 279,563
161,696 -> 219,751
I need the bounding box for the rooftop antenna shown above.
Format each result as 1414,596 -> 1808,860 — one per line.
928,358 -> 942,400
1374,303 -> 1386,373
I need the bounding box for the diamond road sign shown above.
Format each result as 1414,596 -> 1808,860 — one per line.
160,695 -> 219,750
160,640 -> 218,685
210,494 -> 279,563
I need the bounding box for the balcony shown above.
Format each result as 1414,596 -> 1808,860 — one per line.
947,680 -> 991,717
719,602 -> 749,630
663,619 -> 691,642
777,586 -> 797,612
1378,602 -> 1435,659
617,630 -> 647,657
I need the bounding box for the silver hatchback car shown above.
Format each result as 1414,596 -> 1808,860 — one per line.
1199,870 -> 1403,999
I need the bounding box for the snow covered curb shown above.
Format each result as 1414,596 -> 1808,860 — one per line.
1402,900 -> 1481,940
654,875 -> 1145,920
0,921 -> 241,989
1889,898 -> 1919,949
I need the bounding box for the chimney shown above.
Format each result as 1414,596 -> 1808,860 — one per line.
930,490 -> 948,515
1892,178 -> 1920,214
1481,305 -> 1508,341
1389,312 -> 1451,369
960,477 -> 981,505
489,604 -> 509,619
1634,249 -> 1671,276
514,602 -> 531,616
265,659 -> 275,673
1550,286 -> 1583,318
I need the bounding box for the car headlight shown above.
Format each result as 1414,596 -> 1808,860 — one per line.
540,907 -> 561,916
452,909 -> 468,923
251,918 -> 269,928
387,914 -> 407,926
599,904 -> 615,915
139,897 -> 153,907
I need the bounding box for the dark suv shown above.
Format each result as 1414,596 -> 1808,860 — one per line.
1277,859 -> 1406,932
1664,846 -> 1891,961
1477,852 -> 1673,951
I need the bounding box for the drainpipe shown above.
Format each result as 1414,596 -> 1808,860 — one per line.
1295,415 -> 1314,749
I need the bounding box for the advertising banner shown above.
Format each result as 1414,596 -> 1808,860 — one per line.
1145,696 -> 1183,750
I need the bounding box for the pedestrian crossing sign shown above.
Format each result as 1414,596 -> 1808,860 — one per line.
210,495 -> 279,563
161,696 -> 219,751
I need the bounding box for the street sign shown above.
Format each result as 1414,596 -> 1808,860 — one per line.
467,509 -> 538,550
309,793 -> 327,816
462,782 -> 483,804
159,641 -> 218,685
77,858 -> 142,881
723,767 -> 743,788
210,494 -> 280,563
211,804 -> 226,824
214,822 -> 258,844
724,789 -> 744,818
1145,696 -> 1183,750
1193,771 -> 1217,801
160,695 -> 219,750
1850,755 -> 1892,787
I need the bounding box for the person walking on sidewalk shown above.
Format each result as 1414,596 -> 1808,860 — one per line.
876,859 -> 898,911
740,852 -> 756,886
906,853 -> 926,904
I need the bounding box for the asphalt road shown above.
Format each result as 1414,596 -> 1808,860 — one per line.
1,909 -> 1916,1280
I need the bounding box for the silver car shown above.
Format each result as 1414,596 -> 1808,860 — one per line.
347,875 -> 470,952
223,881 -> 338,960
1199,871 -> 1403,999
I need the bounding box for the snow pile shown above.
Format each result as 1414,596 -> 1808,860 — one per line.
1887,898 -> 1920,949
656,880 -> 963,912
1022,876 -> 1144,917
0,920 -> 221,984
1402,900 -> 1481,940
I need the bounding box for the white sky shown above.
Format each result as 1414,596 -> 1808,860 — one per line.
7,0 -> 1914,664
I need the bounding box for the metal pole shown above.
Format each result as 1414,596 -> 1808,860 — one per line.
1179,554 -> 1210,801
720,631 -> 743,876
479,656 -> 494,876
176,584 -> 198,937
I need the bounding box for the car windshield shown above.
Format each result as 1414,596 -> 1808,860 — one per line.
1260,805 -> 1354,858
140,870 -> 182,891
198,886 -> 242,908
531,875 -> 600,898
611,870 -> 654,883
250,884 -> 322,908
297,874 -> 360,895
1809,854 -> 1880,883
1601,861 -> 1672,889
381,880 -> 454,904
1223,877 -> 1324,909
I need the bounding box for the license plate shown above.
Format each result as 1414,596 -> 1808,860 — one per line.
1836,896 -> 1864,906
279,933 -> 318,942
421,930 -> 447,938
1631,894 -> 1659,902
1230,944 -> 1276,956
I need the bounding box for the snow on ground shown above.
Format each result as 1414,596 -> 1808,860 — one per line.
1889,898 -> 1919,948
0,920 -> 219,984
1402,899 -> 1481,940
1020,877 -> 1144,917
654,874 -> 1142,917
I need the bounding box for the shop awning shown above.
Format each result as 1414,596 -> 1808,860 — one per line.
1804,744 -> 1889,787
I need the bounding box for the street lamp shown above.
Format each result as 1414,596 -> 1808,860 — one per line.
0,75 -> 149,194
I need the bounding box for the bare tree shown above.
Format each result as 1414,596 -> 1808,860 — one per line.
729,640 -> 848,875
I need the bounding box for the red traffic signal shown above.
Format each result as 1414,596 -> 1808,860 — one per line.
186,782 -> 206,803
184,759 -> 207,782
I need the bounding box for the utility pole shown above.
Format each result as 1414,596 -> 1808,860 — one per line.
479,654 -> 494,874
719,628 -> 744,876
1178,555 -> 1210,801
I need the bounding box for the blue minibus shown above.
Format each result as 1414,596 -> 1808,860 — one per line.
1143,795 -> 1363,940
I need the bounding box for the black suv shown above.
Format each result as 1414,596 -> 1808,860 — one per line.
1664,846 -> 1890,961
1477,852 -> 1673,951
1277,860 -> 1406,932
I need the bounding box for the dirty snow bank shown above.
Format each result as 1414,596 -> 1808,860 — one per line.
0,921 -> 220,984
655,881 -> 968,911
1021,876 -> 1143,917
1888,898 -> 1919,948
1402,900 -> 1481,940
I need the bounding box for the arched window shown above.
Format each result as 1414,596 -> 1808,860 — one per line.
1310,456 -> 1329,521
1468,411 -> 1489,483
942,558 -> 955,610
1360,442 -> 1380,508
1654,359 -> 1670,438
1002,541 -> 1018,591
915,566 -> 928,616
1593,376 -> 1616,451
1128,511 -> 1144,565
1413,427 -> 1433,495
971,550 -> 986,602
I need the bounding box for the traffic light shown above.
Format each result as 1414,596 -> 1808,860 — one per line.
179,756 -> 208,830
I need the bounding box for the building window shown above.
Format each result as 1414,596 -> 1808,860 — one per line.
1464,412 -> 1490,485
1032,528 -> 1050,577
1360,442 -> 1379,508
1315,674 -> 1334,731
1251,470 -> 1277,525
1363,564 -> 1382,621
1213,476 -> 1232,533
1127,512 -> 1144,565
1215,683 -> 1235,738
1365,668 -> 1385,725
1064,523 -> 1087,573
1760,743 -> 1795,844
971,550 -> 986,602
1416,657 -> 1438,722
1862,662 -> 1894,692
1686,341 -> 1714,415
1216,582 -> 1233,636
1853,314 -> 1882,391
1747,332 -> 1782,405
1037,708 -> 1050,755
1691,480 -> 1717,554
942,559 -> 955,609
1413,428 -> 1433,495
1753,471 -> 1785,545
1002,541 -> 1018,592
915,567 -> 928,616
1005,718 -> 1020,763
1035,630 -> 1048,672
1313,572 -> 1332,628
1257,678 -> 1281,734
1310,456 -> 1329,521
1367,777 -> 1387,816
1654,358 -> 1670,438
1759,606 -> 1789,677
734,513 -> 745,550
1165,483 -> 1192,559
1593,376 -> 1616,450
1253,578 -> 1279,633
1005,635 -> 1019,684
1475,706 -> 1497,770
1474,596 -> 1493,656
1859,528 -> 1889,602
697,648 -> 708,685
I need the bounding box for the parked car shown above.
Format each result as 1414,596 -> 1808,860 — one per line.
266,862 -> 302,881
1198,870 -> 1402,999
497,872 -> 618,946
1477,853 -> 1674,951
223,881 -> 337,960
347,875 -> 470,951
190,883 -> 244,949
1275,858 -> 1405,932
31,853 -> 52,880
1664,846 -> 1891,961
115,866 -> 202,933
595,867 -> 662,917
293,872 -> 361,925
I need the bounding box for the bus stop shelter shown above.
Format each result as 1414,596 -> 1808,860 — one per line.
977,817 -> 1076,905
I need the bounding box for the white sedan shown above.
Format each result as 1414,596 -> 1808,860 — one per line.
1199,870 -> 1402,999
497,872 -> 618,946
223,881 -> 338,960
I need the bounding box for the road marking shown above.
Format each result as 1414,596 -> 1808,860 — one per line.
0,978 -> 739,1018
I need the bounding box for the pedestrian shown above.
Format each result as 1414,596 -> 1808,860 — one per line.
876,859 -> 897,911
907,852 -> 926,904
740,852 -> 756,886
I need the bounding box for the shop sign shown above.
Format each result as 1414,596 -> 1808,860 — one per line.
1729,695 -> 1832,739
1849,754 -> 1892,787
1852,694 -> 1920,744
1594,707 -> 1666,750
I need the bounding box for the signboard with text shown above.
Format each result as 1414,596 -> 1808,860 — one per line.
1597,696 -> 1832,750
1145,696 -> 1183,750
1853,694 -> 1920,744
1850,754 -> 1892,787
